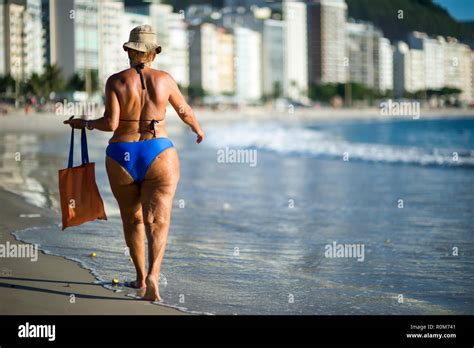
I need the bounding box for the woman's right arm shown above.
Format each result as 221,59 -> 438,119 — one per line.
167,74 -> 205,144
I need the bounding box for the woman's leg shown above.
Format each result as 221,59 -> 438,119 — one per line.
139,148 -> 180,301
106,156 -> 146,288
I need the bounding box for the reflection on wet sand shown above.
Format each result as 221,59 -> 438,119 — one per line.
0,133 -> 63,211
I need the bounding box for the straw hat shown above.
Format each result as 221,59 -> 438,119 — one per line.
123,25 -> 162,54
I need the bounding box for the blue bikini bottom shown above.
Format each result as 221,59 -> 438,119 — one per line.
106,138 -> 174,183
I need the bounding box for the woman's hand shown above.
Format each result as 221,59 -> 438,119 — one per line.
63,117 -> 86,129
195,129 -> 205,144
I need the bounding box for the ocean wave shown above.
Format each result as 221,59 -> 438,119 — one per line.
205,122 -> 474,167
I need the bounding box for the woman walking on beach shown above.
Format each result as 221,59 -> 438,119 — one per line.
64,25 -> 204,301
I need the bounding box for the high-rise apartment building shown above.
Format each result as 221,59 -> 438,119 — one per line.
234,26 -> 262,102
166,11 -> 189,89
262,18 -> 284,97
283,0 -> 308,100
49,0 -> 99,80
1,0 -> 44,80
0,1 -> 5,76
189,23 -> 220,96
406,31 -> 473,101
98,0 -> 128,88
345,21 -> 379,88
307,0 -> 347,85
393,41 -> 425,96
444,37 -> 472,101
375,37 -> 393,92
408,32 -> 445,90
216,27 -> 235,94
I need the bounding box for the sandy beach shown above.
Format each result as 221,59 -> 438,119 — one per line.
0,111 -> 184,315
0,190 -> 184,315
0,187 -> 183,315
1,104 -> 473,132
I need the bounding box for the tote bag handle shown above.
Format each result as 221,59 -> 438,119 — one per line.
67,128 -> 90,168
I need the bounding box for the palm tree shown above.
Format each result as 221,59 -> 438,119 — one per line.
42,64 -> 64,96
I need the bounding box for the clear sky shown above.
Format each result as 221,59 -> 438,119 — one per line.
433,0 -> 474,21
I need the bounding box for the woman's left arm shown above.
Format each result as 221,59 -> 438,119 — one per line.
64,76 -> 120,131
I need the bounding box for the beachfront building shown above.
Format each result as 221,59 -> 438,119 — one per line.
167,12 -> 189,89
408,32 -> 445,90
393,41 -> 425,97
460,46 -> 473,103
345,20 -> 380,89
283,0 -> 308,101
406,31 -> 473,102
49,0 -> 100,80
98,0 -> 128,89
49,0 -> 189,91
148,3 -> 173,73
409,48 -> 425,92
393,42 -> 407,97
23,0 -> 43,77
1,1 -> 24,79
307,0 -> 347,86
375,37 -> 394,93
471,52 -> 474,103
0,2 -> 4,76
154,4 -> 173,57
0,0 -> 44,80
345,20 -> 393,93
262,18 -> 285,98
216,27 -> 235,95
444,37 -> 472,102
40,0 -> 52,67
234,26 -> 262,103
189,23 -> 220,96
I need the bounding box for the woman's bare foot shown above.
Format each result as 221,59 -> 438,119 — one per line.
143,274 -> 161,302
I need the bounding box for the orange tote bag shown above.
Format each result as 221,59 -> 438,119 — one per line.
58,128 -> 107,230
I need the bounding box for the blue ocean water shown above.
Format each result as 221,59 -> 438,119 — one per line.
9,117 -> 474,314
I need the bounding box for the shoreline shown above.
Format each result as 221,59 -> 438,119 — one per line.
0,106 -> 473,132
0,187 -> 184,315
191,106 -> 474,122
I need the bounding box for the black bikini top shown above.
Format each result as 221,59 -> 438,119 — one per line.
119,63 -> 160,138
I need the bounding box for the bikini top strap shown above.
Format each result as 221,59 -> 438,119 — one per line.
134,63 -> 146,90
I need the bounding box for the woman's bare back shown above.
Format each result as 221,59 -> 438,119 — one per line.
108,66 -> 172,143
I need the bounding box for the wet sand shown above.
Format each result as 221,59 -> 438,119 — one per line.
1,105 -> 473,132
0,111 -> 184,315
0,188 -> 183,315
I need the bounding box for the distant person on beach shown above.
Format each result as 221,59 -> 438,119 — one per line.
64,25 -> 205,301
